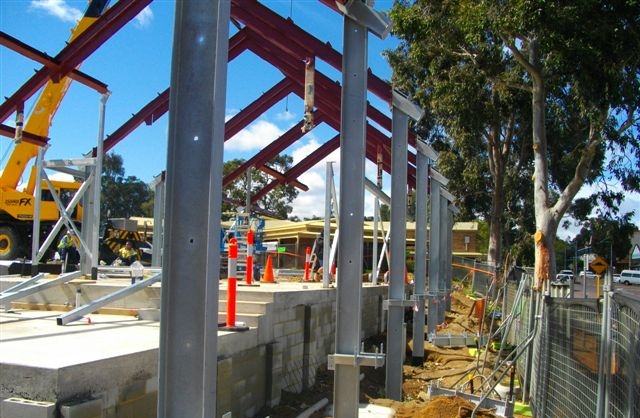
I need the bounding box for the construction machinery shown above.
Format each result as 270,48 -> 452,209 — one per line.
0,0 -> 111,261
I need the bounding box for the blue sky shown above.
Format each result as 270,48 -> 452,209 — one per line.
1,0 -> 399,220
1,0 -> 638,237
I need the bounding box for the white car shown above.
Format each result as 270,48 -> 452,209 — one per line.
578,270 -> 597,280
555,269 -> 574,283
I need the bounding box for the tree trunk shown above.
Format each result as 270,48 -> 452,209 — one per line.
487,176 -> 504,268
530,40 -> 557,290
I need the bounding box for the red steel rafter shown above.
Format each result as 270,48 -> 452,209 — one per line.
0,0 -> 151,123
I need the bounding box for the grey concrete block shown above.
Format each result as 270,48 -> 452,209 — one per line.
60,398 -> 102,418
1,397 -> 55,418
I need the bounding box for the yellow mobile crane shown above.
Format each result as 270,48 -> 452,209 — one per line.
0,0 -> 110,260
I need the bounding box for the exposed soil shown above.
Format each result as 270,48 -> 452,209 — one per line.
260,290 -> 526,418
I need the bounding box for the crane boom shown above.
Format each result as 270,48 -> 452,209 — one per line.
0,0 -> 110,261
0,0 -> 111,191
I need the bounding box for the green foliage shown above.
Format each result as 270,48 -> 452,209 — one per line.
222,155 -> 299,220
101,153 -> 153,223
573,216 -> 636,267
476,220 -> 489,255
389,0 -> 640,269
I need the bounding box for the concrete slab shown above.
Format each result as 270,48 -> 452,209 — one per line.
0,310 -> 160,368
0,274 -> 387,418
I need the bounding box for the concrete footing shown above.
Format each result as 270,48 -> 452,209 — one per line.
0,276 -> 387,418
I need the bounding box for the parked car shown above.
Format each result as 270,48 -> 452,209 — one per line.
578,270 -> 597,280
555,269 -> 574,283
613,274 -> 621,283
617,270 -> 640,285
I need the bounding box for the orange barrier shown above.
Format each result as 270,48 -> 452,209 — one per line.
261,255 -> 276,283
227,239 -> 237,327
246,229 -> 254,285
303,246 -> 311,281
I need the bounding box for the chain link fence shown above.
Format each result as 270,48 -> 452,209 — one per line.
502,272 -> 640,417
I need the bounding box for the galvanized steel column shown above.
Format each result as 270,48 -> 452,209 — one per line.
427,173 -> 441,335
438,191 -> 448,322
158,2 -> 230,417
333,14 -> 368,418
412,146 -> 429,364
386,101 -> 409,400
151,172 -> 165,267
323,162 -> 333,288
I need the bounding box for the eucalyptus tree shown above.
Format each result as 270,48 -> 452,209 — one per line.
101,153 -> 153,222
389,1 -> 639,284
222,155 -> 298,220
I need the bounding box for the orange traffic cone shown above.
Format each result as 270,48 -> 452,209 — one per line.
261,255 -> 276,283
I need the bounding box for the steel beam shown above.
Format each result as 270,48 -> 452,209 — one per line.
0,272 -> 82,306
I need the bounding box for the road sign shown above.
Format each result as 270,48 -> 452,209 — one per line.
589,256 -> 608,274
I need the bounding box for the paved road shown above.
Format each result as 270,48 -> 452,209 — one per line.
567,276 -> 640,299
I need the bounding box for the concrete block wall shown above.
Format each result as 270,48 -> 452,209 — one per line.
1,397 -> 55,418
266,285 -> 387,406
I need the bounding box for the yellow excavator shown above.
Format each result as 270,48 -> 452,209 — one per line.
0,0 -> 110,260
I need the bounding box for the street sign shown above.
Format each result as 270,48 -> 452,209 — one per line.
589,256 -> 608,274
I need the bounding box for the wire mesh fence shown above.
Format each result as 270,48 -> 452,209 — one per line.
503,272 -> 640,418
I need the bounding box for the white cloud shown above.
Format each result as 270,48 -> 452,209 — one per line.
30,0 -> 82,23
288,142 -> 392,220
134,6 -> 153,28
275,110 -> 296,122
288,139 -> 338,219
225,119 -> 283,152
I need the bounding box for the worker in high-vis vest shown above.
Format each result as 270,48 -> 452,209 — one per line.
57,230 -> 79,270
117,241 -> 139,266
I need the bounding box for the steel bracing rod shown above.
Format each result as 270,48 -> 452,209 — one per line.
0,273 -> 45,296
0,271 -> 82,306
36,170 -> 92,261
56,272 -> 162,326
471,299 -> 541,418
